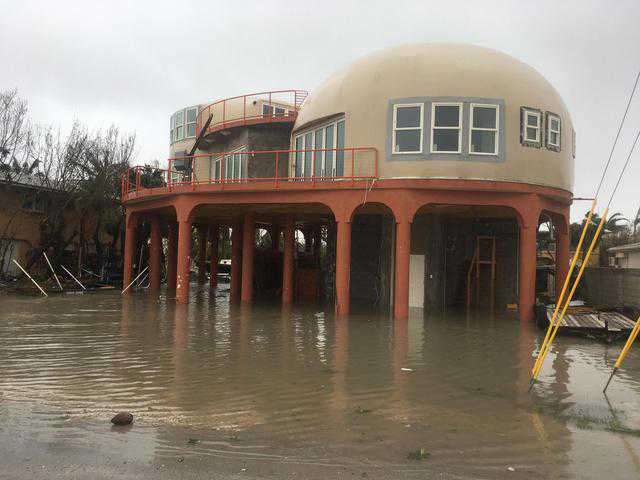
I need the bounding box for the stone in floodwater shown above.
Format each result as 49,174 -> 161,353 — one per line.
111,412 -> 133,425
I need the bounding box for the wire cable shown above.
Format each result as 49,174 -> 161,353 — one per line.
594,68 -> 640,198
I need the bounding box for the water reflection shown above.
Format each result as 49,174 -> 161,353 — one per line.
0,286 -> 639,477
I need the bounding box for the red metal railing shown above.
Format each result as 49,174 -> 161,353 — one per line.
121,147 -> 378,200
195,90 -> 308,137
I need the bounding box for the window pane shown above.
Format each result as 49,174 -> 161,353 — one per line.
526,113 -> 538,127
234,154 -> 241,179
304,132 -> 313,177
187,108 -> 197,122
176,111 -> 184,125
396,106 -> 421,128
550,118 -> 560,131
526,127 -> 538,141
295,136 -> 303,177
187,123 -> 196,137
262,104 -> 273,115
314,129 -> 323,177
433,130 -> 459,152
395,130 -> 421,152
471,130 -> 496,154
170,115 -> 175,129
550,132 -> 558,145
214,159 -> 220,180
472,106 -> 497,129
275,107 -> 285,117
434,105 -> 459,127
325,125 -> 334,176
336,121 -> 345,176
176,126 -> 183,140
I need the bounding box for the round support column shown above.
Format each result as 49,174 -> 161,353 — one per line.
241,212 -> 256,303
335,220 -> 351,316
394,221 -> 411,320
209,224 -> 219,289
176,220 -> 192,304
555,229 -> 570,302
230,220 -> 242,303
149,215 -> 162,291
282,214 -> 295,304
519,221 -> 538,322
166,222 -> 178,290
197,225 -> 208,285
122,213 -> 137,295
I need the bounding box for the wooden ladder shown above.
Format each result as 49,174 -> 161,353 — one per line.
466,235 -> 497,310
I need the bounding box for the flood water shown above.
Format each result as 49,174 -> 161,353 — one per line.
1,285 -> 640,479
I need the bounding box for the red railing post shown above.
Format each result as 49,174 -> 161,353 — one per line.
275,152 -> 279,189
168,159 -> 172,192
351,149 -> 355,186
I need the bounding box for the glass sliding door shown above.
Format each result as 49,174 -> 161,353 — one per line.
324,124 -> 334,178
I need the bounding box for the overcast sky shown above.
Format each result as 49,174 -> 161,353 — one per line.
1,0 -> 639,222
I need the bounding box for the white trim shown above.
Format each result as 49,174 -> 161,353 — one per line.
547,113 -> 561,148
293,118 -> 345,178
523,109 -> 541,143
431,102 -> 462,154
392,103 -> 423,154
469,103 -> 499,155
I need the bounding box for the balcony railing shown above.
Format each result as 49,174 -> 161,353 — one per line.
121,147 -> 378,200
196,90 -> 308,137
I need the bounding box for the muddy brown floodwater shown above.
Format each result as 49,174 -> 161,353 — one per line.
1,285 -> 640,479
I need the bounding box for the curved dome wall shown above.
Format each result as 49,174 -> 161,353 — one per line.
294,43 -> 574,193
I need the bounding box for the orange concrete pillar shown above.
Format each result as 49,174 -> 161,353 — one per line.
556,229 -> 569,301
335,220 -> 351,316
176,220 -> 192,304
123,213 -> 138,294
197,225 -> 208,285
519,220 -> 538,322
394,221 -> 411,319
271,225 -> 280,251
282,214 -> 295,304
149,215 -> 162,291
230,220 -> 242,303
241,211 -> 256,302
167,222 -> 178,290
209,224 -> 219,289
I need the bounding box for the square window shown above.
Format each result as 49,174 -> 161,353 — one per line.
186,107 -> 197,123
275,107 -> 285,117
187,123 -> 196,137
176,125 -> 183,140
521,108 -> 542,145
469,104 -> 498,155
262,104 -> 273,116
176,110 -> 184,126
393,104 -> 423,154
431,103 -> 461,153
546,112 -> 561,149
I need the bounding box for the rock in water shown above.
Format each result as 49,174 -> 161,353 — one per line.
111,412 -> 133,425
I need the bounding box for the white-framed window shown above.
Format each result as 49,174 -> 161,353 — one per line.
547,113 -> 561,149
262,103 -> 288,117
469,104 -> 499,155
523,109 -> 541,144
186,107 -> 197,138
293,118 -> 345,179
212,146 -> 248,182
170,106 -> 198,143
392,103 -> 423,154
431,102 -> 462,153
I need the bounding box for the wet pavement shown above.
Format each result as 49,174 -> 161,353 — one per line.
1,285 -> 640,479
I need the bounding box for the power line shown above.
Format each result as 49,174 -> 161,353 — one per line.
594,68 -> 640,198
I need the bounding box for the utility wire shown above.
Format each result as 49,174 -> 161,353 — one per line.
606,127 -> 640,210
594,68 -> 640,198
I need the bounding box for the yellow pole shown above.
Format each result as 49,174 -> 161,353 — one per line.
531,200 -> 596,377
531,209 -> 608,383
603,315 -> 640,392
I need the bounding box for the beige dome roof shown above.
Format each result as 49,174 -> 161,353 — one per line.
294,43 -> 574,193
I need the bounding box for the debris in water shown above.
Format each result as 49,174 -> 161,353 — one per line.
401,368 -> 413,372
110,412 -> 133,425
187,437 -> 200,445
407,448 -> 430,460
507,466 -> 515,471
355,406 -> 371,414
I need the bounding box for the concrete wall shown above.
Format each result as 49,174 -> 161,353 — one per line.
294,43 -> 574,193
584,267 -> 640,309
